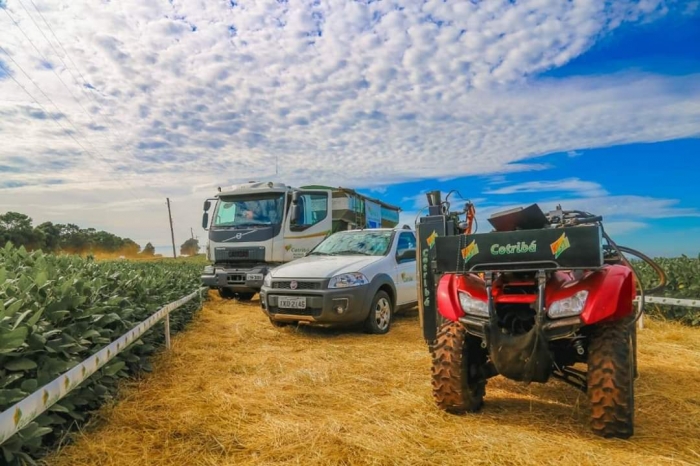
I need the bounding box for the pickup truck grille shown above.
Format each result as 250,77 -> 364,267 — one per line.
272,281 -> 322,290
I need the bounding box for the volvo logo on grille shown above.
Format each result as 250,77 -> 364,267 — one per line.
290,280 -> 298,290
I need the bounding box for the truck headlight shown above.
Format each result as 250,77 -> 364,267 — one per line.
263,273 -> 272,287
547,290 -> 589,319
458,291 -> 489,317
328,273 -> 369,289
203,265 -> 214,274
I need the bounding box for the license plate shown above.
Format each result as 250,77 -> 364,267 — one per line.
246,274 -> 264,281
278,296 -> 306,309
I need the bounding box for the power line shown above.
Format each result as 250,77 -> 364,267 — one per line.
19,0 -> 138,144
3,4 -> 138,166
0,48 -> 147,206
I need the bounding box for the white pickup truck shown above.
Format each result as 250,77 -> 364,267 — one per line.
259,226 -> 418,334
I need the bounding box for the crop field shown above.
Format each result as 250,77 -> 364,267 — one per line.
0,245 -> 205,465
1,244 -> 699,465
41,292 -> 700,466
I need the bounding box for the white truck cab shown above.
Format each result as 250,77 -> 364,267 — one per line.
259,226 -> 418,334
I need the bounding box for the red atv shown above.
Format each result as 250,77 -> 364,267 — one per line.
415,194 -> 665,439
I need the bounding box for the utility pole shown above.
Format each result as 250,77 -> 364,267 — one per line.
166,198 -> 176,258
190,227 -> 194,239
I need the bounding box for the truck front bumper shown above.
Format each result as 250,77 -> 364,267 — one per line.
260,282 -> 370,325
201,265 -> 268,293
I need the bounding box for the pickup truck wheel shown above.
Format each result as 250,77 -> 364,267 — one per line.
364,291 -> 392,335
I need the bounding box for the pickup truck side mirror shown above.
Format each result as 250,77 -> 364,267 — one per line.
202,212 -> 209,230
396,248 -> 416,263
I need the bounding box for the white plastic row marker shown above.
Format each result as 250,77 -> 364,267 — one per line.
633,295 -> 700,329
0,287 -> 207,446
634,295 -> 700,308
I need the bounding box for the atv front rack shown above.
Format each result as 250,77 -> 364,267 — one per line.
434,225 -> 604,274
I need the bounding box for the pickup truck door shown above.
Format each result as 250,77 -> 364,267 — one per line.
282,190 -> 333,261
394,231 -> 418,305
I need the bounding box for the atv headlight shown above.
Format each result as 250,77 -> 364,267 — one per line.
328,273 -> 369,289
203,265 -> 214,275
458,291 -> 489,317
263,273 -> 272,288
547,290 -> 589,319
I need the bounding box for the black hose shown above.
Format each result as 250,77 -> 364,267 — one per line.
616,245 -> 668,295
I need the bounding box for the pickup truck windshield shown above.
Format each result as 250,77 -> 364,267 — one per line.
310,230 -> 392,256
213,194 -> 284,228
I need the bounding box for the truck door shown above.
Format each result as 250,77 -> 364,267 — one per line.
394,231 -> 418,305
283,190 -> 333,261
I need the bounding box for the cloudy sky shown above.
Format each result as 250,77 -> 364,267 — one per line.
0,0 -> 699,257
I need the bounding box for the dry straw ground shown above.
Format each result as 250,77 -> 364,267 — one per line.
45,291 -> 700,466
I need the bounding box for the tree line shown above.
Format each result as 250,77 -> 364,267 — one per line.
1,211 -> 202,257
0,211 -> 160,257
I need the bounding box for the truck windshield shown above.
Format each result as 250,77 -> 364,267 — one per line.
310,230 -> 392,256
213,194 -> 284,228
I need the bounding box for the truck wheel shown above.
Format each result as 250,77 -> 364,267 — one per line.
218,288 -> 236,300
236,292 -> 256,302
587,320 -> 635,439
430,320 -> 486,414
364,290 -> 392,334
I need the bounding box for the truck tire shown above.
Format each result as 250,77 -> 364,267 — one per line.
430,320 -> 486,414
218,288 -> 236,300
587,320 -> 635,439
236,292 -> 256,302
364,290 -> 392,334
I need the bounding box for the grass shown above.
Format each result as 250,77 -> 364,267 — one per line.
43,291 -> 700,466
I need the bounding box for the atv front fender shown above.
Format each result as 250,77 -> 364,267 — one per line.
436,273 -> 487,322
437,273 -> 465,322
578,265 -> 637,325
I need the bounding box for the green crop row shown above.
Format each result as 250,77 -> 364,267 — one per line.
631,255 -> 700,326
0,243 -> 207,465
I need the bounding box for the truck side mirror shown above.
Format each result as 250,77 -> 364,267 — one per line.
202,212 -> 209,230
290,191 -> 301,225
203,200 -> 211,211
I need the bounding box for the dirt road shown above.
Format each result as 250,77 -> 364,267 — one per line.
46,292 -> 700,466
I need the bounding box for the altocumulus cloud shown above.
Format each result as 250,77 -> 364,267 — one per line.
0,0 -> 699,247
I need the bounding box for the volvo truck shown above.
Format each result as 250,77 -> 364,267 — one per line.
200,181 -> 402,300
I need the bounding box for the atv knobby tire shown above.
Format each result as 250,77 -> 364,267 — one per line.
587,320 -> 635,439
430,320 -> 486,414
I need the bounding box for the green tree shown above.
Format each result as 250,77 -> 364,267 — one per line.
180,238 -> 200,256
35,221 -> 62,252
141,242 -> 156,256
0,212 -> 43,250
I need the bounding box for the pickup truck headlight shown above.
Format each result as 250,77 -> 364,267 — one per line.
547,290 -> 589,319
263,273 -> 272,288
458,291 -> 489,317
203,265 -> 214,275
328,273 -> 369,289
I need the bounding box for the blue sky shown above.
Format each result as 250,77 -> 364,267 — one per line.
357,6 -> 700,257
0,0 -> 699,257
